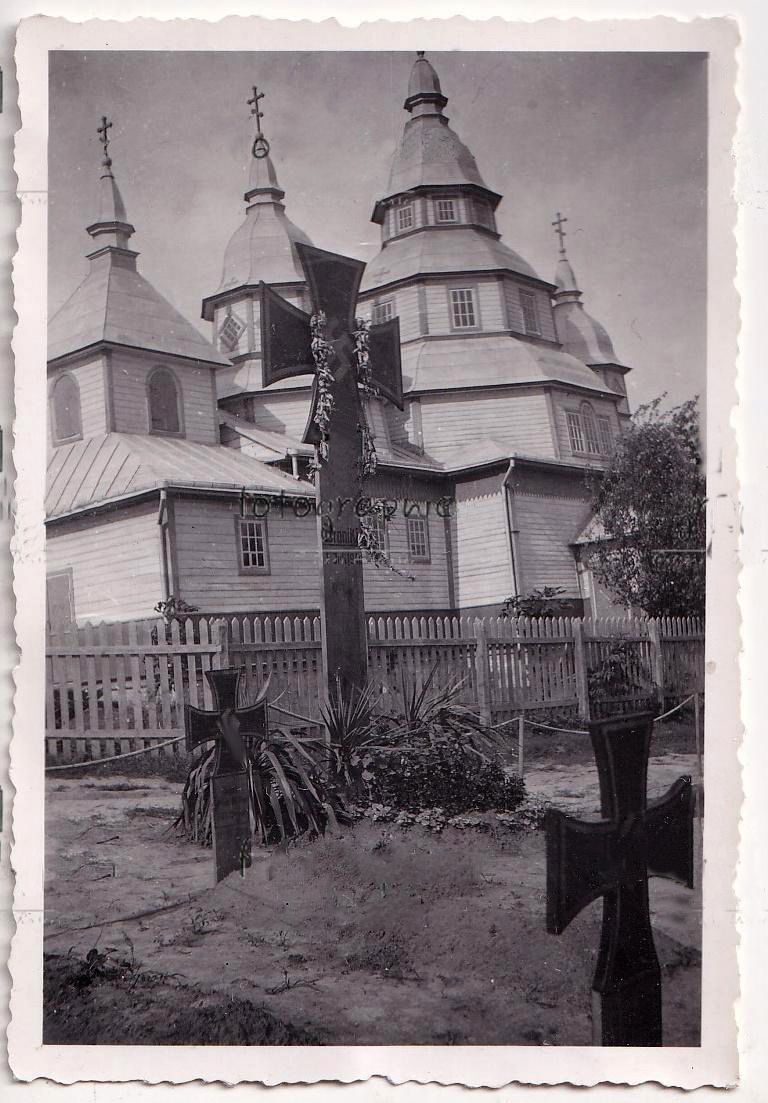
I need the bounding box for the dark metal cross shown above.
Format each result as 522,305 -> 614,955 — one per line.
248,85 -> 265,125
552,211 -> 568,255
260,242 -> 403,703
186,668 -> 270,883
97,115 -> 112,163
546,711 -> 695,1046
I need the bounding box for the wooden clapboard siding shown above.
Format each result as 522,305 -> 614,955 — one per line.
418,388 -> 554,457
109,349 -> 219,445
551,388 -> 622,462
453,474 -> 512,608
249,391 -> 313,438
422,275 -> 506,335
388,398 -> 422,448
48,356 -> 108,447
363,509 -> 451,611
502,279 -> 557,342
46,501 -> 164,623
172,497 -> 320,612
513,490 -> 588,595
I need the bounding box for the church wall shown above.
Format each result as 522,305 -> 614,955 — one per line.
248,390 -> 312,439
46,502 -> 164,623
550,389 -> 622,463
47,354 -> 108,447
453,473 -> 512,609
363,508 -> 452,611
417,388 -> 555,458
503,280 -> 557,343
511,470 -> 592,597
172,497 -> 320,613
423,275 -> 506,335
109,349 -> 219,445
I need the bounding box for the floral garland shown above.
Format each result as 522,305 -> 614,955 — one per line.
354,318 -> 378,478
308,310 -> 335,473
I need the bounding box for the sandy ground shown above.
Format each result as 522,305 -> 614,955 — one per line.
44,752 -> 702,1046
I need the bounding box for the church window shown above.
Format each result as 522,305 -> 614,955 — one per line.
596,415 -> 614,454
519,290 -> 541,336
148,367 -> 182,435
406,516 -> 430,562
397,204 -> 414,231
238,517 -> 270,573
219,310 -> 246,353
435,198 -> 457,223
581,402 -> 600,453
450,287 -> 477,328
369,514 -> 388,552
372,300 -> 394,325
51,373 -> 82,443
566,411 -> 585,454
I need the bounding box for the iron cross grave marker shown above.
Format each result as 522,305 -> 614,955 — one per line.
546,711 -> 695,1046
185,668 -> 270,884
260,241 -> 403,703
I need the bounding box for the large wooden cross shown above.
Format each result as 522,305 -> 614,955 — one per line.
260,242 -> 403,703
546,711 -> 695,1046
186,668 -> 270,884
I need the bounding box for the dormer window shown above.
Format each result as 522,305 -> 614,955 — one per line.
372,300 -> 394,324
519,290 -> 541,336
435,198 -> 457,223
397,204 -> 414,232
51,373 -> 82,443
450,287 -> 477,329
148,367 -> 182,435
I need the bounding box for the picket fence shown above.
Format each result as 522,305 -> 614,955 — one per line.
45,613 -> 704,763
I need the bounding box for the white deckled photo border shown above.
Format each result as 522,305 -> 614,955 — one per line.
9,13 -> 740,1089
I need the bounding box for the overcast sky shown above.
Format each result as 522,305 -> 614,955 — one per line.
48,50 -> 707,410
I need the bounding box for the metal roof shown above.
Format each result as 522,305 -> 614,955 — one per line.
400,335 -> 614,395
46,432 -> 311,519
48,253 -> 230,367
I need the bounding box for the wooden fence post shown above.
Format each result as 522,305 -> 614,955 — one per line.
212,618 -> 230,671
573,620 -> 590,722
648,618 -> 665,706
518,715 -> 525,779
474,618 -> 492,726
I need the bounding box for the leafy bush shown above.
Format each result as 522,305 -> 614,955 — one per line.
178,725 -> 350,848
366,728 -> 525,815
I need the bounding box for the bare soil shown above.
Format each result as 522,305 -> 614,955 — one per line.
44,745 -> 702,1046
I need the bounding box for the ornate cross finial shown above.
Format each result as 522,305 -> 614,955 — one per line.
97,115 -> 113,168
247,85 -> 270,159
552,211 -> 568,256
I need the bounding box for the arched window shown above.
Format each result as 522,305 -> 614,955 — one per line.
580,402 -> 600,454
51,373 -> 82,443
148,368 -> 181,435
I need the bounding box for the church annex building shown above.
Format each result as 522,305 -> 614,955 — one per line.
46,54 -> 632,629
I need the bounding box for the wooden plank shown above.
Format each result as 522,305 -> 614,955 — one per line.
114,622 -> 130,733
170,619 -> 184,728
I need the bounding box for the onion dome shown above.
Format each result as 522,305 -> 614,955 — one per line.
215,87 -> 312,294
550,214 -> 621,366
49,116 -> 228,367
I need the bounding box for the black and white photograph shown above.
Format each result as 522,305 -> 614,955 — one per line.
7,15 -> 741,1089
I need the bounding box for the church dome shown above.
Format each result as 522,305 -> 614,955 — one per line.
387,114 -> 491,196
216,134 -> 312,293
551,251 -> 621,365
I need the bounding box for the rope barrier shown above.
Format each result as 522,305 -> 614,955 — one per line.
44,695 -> 698,772
45,734 -> 186,772
491,693 -> 698,738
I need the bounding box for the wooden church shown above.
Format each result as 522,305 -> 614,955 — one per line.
46,54 -> 632,628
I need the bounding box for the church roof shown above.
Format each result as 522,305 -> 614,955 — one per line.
552,248 -> 624,367
360,227 -> 540,292
46,432 -> 310,520
382,52 -> 496,202
214,103 -> 313,295
49,120 -> 228,368
48,257 -> 231,367
400,335 -> 612,395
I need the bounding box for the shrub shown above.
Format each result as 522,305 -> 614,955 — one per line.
366,729 -> 526,816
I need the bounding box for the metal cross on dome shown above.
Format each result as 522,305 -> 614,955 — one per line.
247,85 -> 270,159
546,711 -> 695,1046
97,115 -> 113,164
552,211 -> 568,255
260,241 -> 404,702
